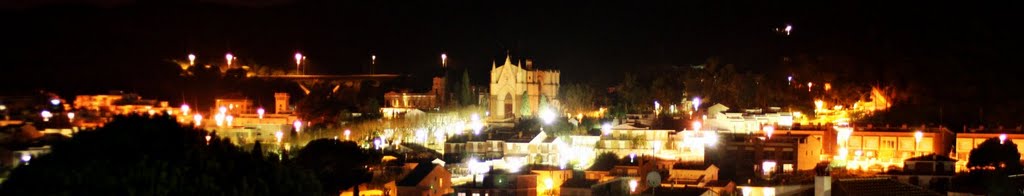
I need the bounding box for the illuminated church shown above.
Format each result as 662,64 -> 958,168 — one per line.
489,55 -> 560,120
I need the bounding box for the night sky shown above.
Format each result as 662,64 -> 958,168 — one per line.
1,1 -> 1021,116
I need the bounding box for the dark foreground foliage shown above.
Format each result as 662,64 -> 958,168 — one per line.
0,115 -> 322,196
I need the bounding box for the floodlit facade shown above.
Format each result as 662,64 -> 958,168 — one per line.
489,55 -> 559,120
824,127 -> 952,172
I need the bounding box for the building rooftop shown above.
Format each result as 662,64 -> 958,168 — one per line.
639,186 -> 709,196
834,177 -> 940,196
905,154 -> 956,162
396,163 -> 440,187
561,178 -> 599,188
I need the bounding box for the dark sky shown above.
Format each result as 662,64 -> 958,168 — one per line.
1,1 -> 1021,102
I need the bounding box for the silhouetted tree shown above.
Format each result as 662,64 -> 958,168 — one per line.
520,91 -> 531,117
560,83 -> 597,114
460,70 -> 475,106
0,115 -> 321,196
967,138 -> 1023,173
293,139 -> 373,196
589,152 -> 620,171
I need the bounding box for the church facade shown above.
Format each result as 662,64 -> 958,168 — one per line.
489,56 -> 560,120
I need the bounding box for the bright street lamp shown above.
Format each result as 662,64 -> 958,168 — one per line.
764,126 -> 775,139
344,129 -> 351,140
188,54 -> 196,65
1000,133 -> 1007,144
225,53 -> 234,67
601,123 -> 612,135
294,52 -> 304,74
915,131 -> 924,155
20,154 -> 31,164
540,108 -> 556,125
226,115 -> 234,127
275,131 -> 284,143
214,113 -> 225,127
67,112 -> 75,123
41,110 -> 52,122
629,179 -> 639,193
257,108 -> 265,119
692,97 -> 701,111
440,53 -> 447,68
50,99 -> 61,106
293,120 -> 302,133
193,114 -> 202,126
181,104 -> 190,116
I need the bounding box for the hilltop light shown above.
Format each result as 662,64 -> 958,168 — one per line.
181,104 -> 191,115
225,53 -> 234,66
440,53 -> 447,67
193,114 -> 203,126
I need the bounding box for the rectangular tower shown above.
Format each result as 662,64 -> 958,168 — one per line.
274,93 -> 290,114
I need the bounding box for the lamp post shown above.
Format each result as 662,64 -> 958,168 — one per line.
67,112 -> 75,123
540,108 -> 556,125
344,129 -> 351,140
181,104 -> 190,116
41,110 -> 52,122
602,123 -> 612,135
188,54 -> 196,66
1000,133 -> 1007,145
225,53 -> 234,67
193,114 -> 202,126
20,154 -> 31,165
914,131 -> 923,156
294,52 -> 304,74
371,54 -> 376,74
226,115 -> 233,127
441,53 -> 447,68
257,108 -> 265,119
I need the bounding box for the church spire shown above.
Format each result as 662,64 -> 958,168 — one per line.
504,54 -> 512,66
